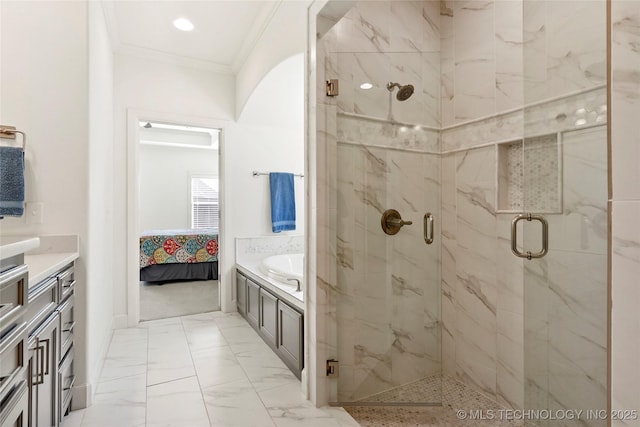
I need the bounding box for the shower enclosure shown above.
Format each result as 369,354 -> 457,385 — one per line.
314,0 -> 608,423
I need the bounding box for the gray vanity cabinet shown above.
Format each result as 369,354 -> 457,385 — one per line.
258,289 -> 278,349
235,269 -> 304,379
277,302 -> 303,377
19,262 -> 76,427
236,273 -> 247,316
245,279 -> 260,330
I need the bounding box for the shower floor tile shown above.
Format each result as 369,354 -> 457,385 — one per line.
344,376 -> 524,427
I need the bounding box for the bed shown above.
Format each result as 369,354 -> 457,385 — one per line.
139,229 -> 219,283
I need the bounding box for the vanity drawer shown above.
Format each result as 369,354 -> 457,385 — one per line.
57,295 -> 74,358
0,265 -> 28,337
58,346 -> 74,420
0,323 -> 27,404
57,266 -> 75,303
26,277 -> 57,333
0,380 -> 28,427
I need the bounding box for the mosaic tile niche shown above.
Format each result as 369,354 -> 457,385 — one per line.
497,134 -> 562,213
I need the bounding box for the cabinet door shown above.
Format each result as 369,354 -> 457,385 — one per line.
0,381 -> 28,427
277,302 -> 303,378
245,279 -> 260,330
30,313 -> 59,427
236,272 -> 247,317
58,295 -> 74,360
258,289 -> 278,349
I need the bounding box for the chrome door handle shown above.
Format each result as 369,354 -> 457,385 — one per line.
511,213 -> 548,260
424,213 -> 434,245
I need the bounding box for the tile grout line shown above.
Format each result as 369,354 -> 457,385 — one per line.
144,326 -> 149,427
180,314 -> 215,427
214,314 -> 281,427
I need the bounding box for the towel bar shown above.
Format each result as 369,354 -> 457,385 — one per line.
0,126 -> 26,151
253,171 -> 304,178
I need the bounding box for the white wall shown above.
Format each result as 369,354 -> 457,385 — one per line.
139,144 -> 218,231
113,54 -> 234,322
236,53 -> 305,237
114,48 -> 304,323
87,1 -> 115,403
0,0 -> 114,408
235,0 -> 311,119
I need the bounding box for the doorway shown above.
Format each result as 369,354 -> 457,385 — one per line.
137,121 -> 221,320
126,110 -> 228,326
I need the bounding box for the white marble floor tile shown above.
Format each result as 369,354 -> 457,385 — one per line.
259,382 -> 347,427
192,344 -> 250,388
232,339 -> 301,392
211,311 -> 252,329
147,376 -> 210,427
60,409 -> 85,427
319,407 -> 363,427
202,378 -> 277,427
140,316 -> 185,335
80,399 -> 146,427
80,373 -> 148,427
63,311 -> 361,427
147,327 -> 196,386
183,321 -> 228,354
93,373 -> 147,404
99,351 -> 148,383
219,323 -> 266,346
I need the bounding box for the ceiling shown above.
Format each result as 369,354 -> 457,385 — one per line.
102,1 -> 281,74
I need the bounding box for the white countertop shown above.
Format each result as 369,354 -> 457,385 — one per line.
0,236 -> 40,260
0,234 -> 79,287
25,252 -> 79,287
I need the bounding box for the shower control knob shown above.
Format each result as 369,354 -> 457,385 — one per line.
381,209 -> 412,235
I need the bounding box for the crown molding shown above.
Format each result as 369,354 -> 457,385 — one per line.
100,1 -> 120,51
115,44 -> 234,74
231,0 -> 283,73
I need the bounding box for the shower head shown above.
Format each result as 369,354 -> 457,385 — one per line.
386,82 -> 414,101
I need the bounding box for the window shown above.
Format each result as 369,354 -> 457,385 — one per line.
190,176 -> 219,230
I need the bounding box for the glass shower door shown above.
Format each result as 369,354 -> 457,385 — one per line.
335,141 -> 442,405
325,0 -> 443,403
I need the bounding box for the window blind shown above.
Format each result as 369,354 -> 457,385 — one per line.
191,176 -> 219,229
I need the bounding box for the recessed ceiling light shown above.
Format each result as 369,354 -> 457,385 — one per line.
173,18 -> 194,32
360,82 -> 373,90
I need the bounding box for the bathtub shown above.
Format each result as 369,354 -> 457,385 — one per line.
260,253 -> 304,288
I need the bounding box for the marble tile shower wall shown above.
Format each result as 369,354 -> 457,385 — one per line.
441,0 -> 606,127
329,0 -> 441,128
611,1 -> 640,423
441,125 -> 608,415
438,1 -> 607,417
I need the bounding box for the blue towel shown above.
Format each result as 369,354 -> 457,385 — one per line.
269,172 -> 296,233
0,147 -> 25,217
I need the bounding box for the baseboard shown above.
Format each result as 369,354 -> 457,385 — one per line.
71,382 -> 92,410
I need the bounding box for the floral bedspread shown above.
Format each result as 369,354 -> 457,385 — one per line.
139,229 -> 218,269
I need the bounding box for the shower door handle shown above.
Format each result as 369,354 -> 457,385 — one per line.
424,213 -> 434,245
511,213 -> 548,260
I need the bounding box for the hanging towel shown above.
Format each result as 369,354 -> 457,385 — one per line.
269,172 -> 296,233
0,146 -> 25,217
